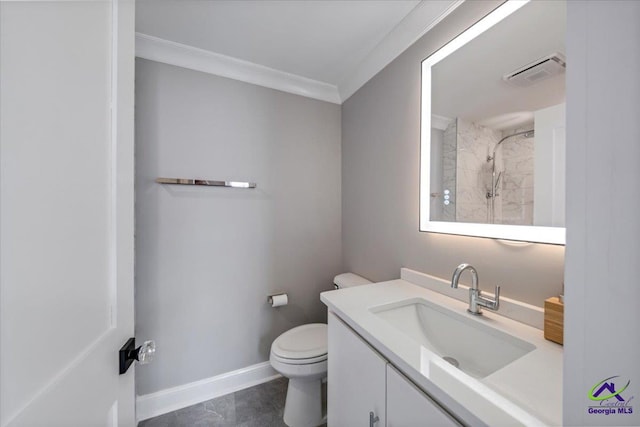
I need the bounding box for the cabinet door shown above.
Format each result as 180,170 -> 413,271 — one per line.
328,312 -> 386,426
387,365 -> 460,427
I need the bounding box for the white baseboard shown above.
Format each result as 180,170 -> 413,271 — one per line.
136,361 -> 280,422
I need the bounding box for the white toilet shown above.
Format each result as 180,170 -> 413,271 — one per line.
270,273 -> 371,427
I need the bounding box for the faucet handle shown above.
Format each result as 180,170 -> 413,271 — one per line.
490,285 -> 501,310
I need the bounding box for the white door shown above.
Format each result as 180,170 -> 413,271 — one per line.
0,1 -> 136,426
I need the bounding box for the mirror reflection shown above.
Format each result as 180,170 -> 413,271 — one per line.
428,0 -> 566,228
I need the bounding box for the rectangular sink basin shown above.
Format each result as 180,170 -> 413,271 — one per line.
371,298 -> 536,378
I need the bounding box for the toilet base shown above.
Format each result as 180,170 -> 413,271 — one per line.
283,377 -> 325,427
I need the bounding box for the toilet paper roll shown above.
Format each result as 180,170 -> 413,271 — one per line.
269,293 -> 288,307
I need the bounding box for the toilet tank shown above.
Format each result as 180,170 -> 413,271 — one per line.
333,273 -> 372,290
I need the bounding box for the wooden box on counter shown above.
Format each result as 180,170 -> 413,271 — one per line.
544,297 -> 564,345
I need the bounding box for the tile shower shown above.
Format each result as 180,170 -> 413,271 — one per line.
440,118 -> 534,225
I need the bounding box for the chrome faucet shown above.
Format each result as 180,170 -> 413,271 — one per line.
450,263 -> 500,315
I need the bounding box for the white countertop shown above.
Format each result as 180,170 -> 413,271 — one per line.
321,273 -> 563,427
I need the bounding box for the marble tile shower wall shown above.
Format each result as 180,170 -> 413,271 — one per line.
438,119 -> 534,225
499,129 -> 534,225
455,119 -> 502,223
452,119 -> 534,225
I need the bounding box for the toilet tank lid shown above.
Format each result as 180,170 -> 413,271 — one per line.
333,272 -> 372,289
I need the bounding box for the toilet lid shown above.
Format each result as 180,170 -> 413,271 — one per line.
271,323 -> 327,360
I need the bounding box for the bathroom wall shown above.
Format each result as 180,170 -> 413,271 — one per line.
341,0 -> 565,306
135,59 -> 342,395
564,1 -> 640,425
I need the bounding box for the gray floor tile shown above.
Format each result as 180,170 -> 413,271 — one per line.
262,378 -> 288,402
172,394 -> 236,427
203,394 -> 236,423
236,410 -> 287,427
234,383 -> 284,424
138,411 -> 178,427
138,378 -> 294,427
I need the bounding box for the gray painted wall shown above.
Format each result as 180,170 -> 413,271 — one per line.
341,0 -> 565,307
564,1 -> 640,425
135,59 -> 342,395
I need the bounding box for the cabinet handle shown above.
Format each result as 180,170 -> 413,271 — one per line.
369,411 -> 380,426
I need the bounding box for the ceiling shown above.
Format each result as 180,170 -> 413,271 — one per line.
431,0 -> 566,128
136,0 -> 459,102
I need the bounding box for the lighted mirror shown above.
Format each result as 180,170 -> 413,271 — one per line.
420,0 -> 566,244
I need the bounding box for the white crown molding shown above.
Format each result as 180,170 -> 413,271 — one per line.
136,361 -> 280,422
136,0 -> 462,105
135,33 -> 341,104
338,0 -> 465,102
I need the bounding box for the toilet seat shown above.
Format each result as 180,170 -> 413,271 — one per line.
271,323 -> 327,365
271,352 -> 327,365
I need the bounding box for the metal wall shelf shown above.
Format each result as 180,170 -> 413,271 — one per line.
156,178 -> 256,188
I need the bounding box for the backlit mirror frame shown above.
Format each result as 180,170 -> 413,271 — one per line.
419,0 -> 565,245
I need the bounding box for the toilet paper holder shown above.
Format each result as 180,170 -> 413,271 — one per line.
267,293 -> 288,307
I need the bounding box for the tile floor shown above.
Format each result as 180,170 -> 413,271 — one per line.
138,377 -> 326,427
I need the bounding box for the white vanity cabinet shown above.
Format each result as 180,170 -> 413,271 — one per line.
386,365 -> 459,427
328,312 -> 460,427
328,312 -> 387,426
